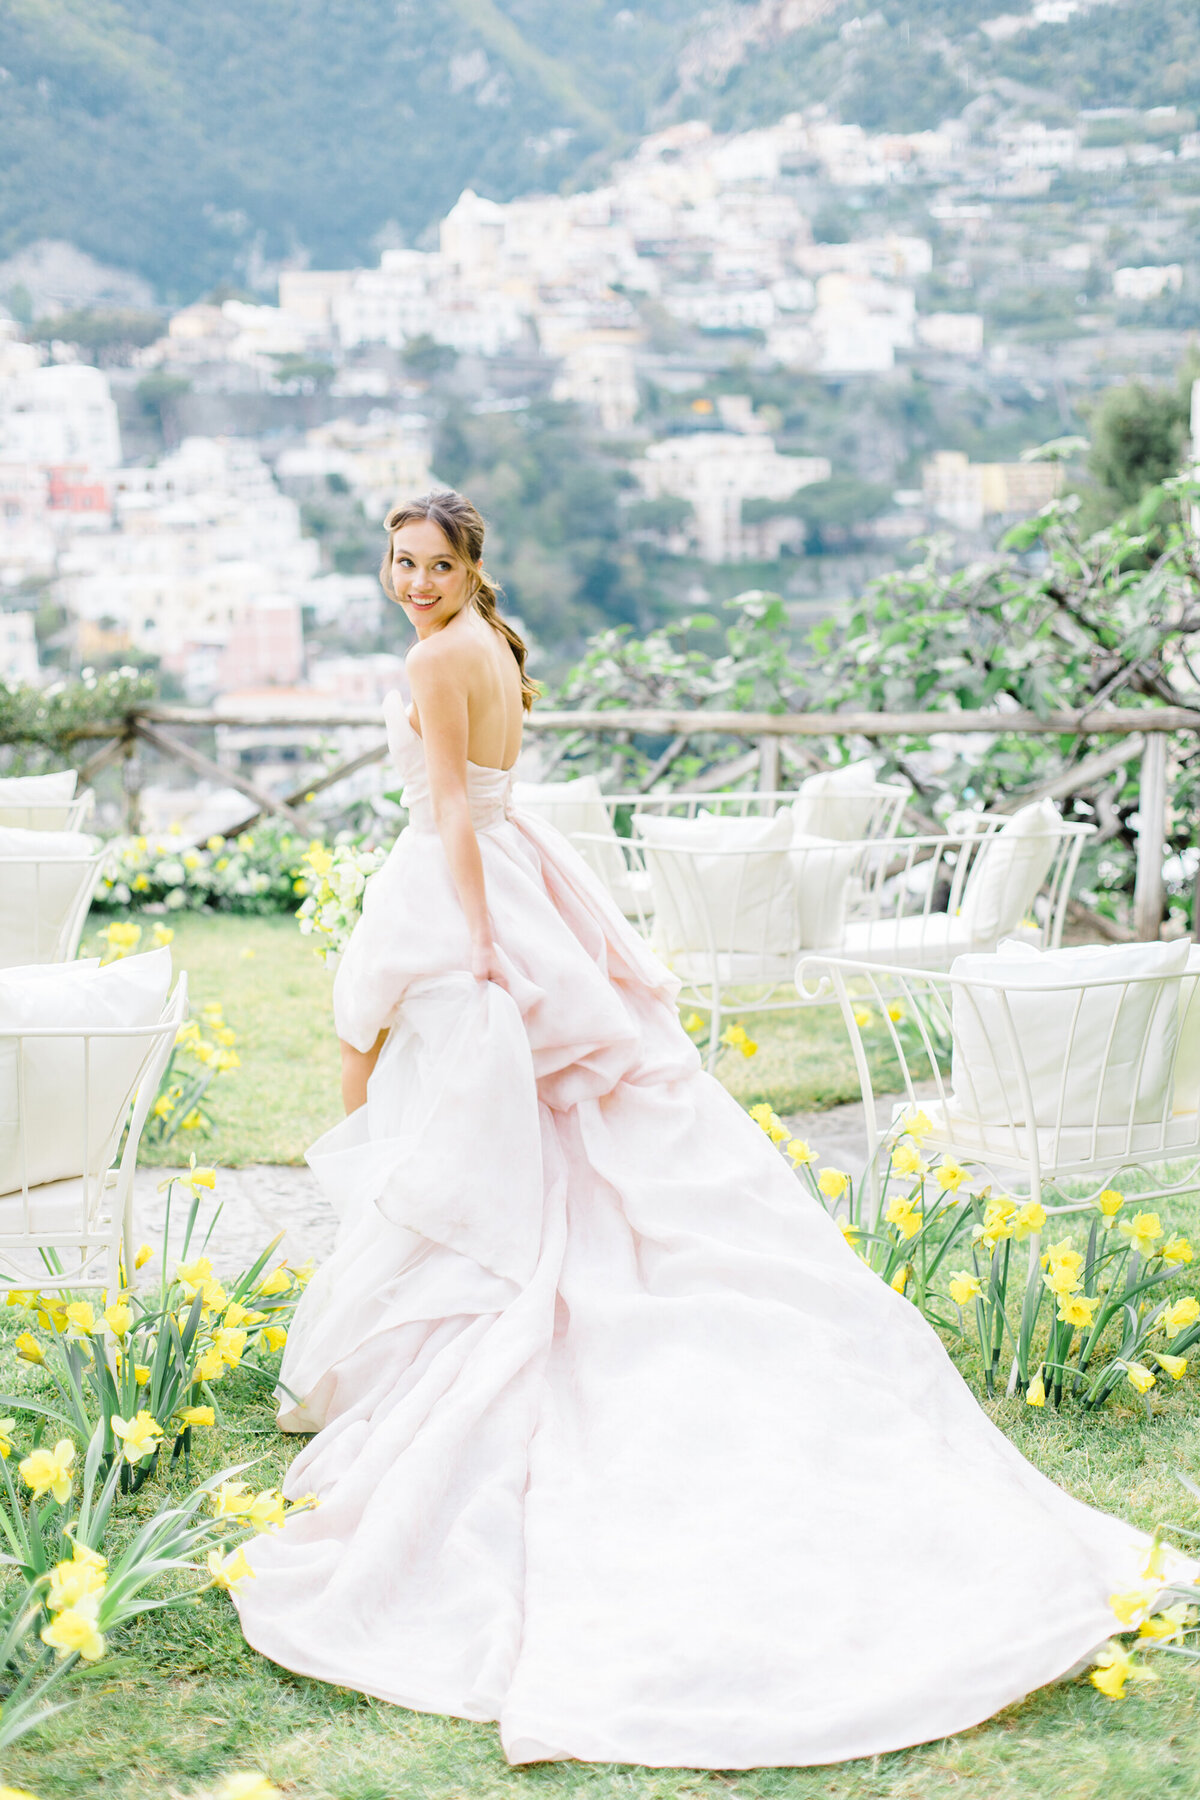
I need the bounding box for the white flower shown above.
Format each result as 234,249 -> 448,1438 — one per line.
165,888 -> 187,909
155,860 -> 185,886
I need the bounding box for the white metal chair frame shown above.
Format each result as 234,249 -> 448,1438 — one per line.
837,820 -> 1093,970
625,784 -> 911,841
798,954 -> 1200,1230
0,851 -> 107,964
0,793 -> 94,833
0,975 -> 188,1295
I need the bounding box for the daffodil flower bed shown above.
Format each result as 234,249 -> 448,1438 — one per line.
93,821 -> 316,916
748,1102 -> 1200,1412
2,1165 -> 310,1494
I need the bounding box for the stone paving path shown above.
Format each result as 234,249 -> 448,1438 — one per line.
136,1099 -> 880,1277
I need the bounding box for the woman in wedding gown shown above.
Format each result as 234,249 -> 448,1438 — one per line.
235,489 -> 1181,1768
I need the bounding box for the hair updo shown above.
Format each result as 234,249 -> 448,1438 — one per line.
380,488 -> 539,712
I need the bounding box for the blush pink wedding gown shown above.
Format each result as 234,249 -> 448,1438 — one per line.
235,690 -> 1181,1767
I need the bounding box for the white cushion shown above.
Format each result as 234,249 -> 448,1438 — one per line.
636,809 -> 844,962
0,949 -> 173,1197
948,938 -> 1189,1134
0,770 -> 78,831
787,832 -> 860,950
1171,947 -> 1200,1115
958,799 -> 1061,943
0,826 -> 101,967
842,912 -> 978,969
791,760 -> 897,841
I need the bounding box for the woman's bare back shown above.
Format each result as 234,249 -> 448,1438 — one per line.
408,608 -> 524,772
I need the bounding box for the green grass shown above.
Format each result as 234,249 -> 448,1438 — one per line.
84,911 -> 346,1168
13,913 -> 1200,1795
100,912 -> 882,1167
10,1341 -> 1200,1800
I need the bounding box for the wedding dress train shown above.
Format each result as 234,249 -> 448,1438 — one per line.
235,692 -> 1181,1767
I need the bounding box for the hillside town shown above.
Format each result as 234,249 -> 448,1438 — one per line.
3,86 -> 1199,711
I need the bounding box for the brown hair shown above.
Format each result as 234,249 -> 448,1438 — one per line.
380,489 -> 539,712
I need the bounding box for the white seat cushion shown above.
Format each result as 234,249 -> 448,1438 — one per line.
0,1171 -> 114,1236
948,938 -> 1189,1134
0,770 -> 78,831
790,760 -> 901,841
636,810 -> 852,964
958,799 -> 1061,943
0,825 -> 101,966
842,912 -> 979,969
0,949 -> 172,1195
912,1096 -> 1200,1174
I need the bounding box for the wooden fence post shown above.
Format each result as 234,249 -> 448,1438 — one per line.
756,733 -> 780,796
121,731 -> 142,836
1133,732 -> 1168,941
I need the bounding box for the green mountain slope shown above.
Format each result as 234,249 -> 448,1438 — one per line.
0,0 -> 1195,301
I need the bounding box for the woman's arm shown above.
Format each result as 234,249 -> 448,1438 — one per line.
406,643 -> 502,981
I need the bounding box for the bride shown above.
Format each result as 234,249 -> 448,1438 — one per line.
235,488 -> 1179,1768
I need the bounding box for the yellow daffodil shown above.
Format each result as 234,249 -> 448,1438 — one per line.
1125,1362 -> 1157,1395
213,1326 -> 247,1368
1013,1200 -> 1046,1240
293,1259 -> 316,1288
837,1219 -> 861,1248
1096,1188 -> 1125,1226
175,1405 -> 215,1428
720,1023 -> 757,1058
681,1012 -> 704,1034
886,1002 -> 905,1023
980,1195 -> 1017,1251
4,1288 -> 38,1310
1161,1236 -> 1194,1265
1026,1371 -> 1046,1407
1161,1296 -> 1200,1337
41,1595 -> 105,1662
0,1417 -> 14,1459
1042,1237 -> 1083,1272
889,1265 -> 910,1295
1090,1641 -> 1139,1699
1109,1587 -> 1157,1627
1057,1292 -> 1102,1329
247,1488 -> 287,1530
935,1158 -> 968,1195
885,1196 -> 922,1240
46,1548 -> 108,1613
1154,1352 -> 1188,1381
900,1108 -> 932,1140
1139,1602 -> 1192,1643
0,1784 -> 47,1798
176,1255 -> 214,1287
818,1168 -> 850,1200
1142,1537 -> 1169,1581
207,1546 -> 255,1592
195,1347 -> 228,1383
263,1325 -> 288,1353
14,1331 -> 44,1365
1043,1264 -> 1082,1299
1118,1211 -> 1163,1258
35,1297 -> 67,1331
212,1481 -> 255,1518
134,1362 -> 151,1385
785,1138 -> 814,1166
890,1143 -> 927,1179
216,1774 -> 280,1800
103,1301 -> 133,1337
948,1273 -> 982,1307
181,1158 -> 217,1196
747,1103 -> 788,1144
151,923 -> 175,947
852,1005 -> 874,1028
19,1439 -> 75,1503
111,1410 -> 165,1465
134,1243 -> 153,1270
63,1300 -> 97,1337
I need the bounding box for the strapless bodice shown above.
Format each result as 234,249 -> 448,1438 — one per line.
383,689 -> 515,833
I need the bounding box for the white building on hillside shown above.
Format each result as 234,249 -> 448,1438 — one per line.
636,432 -> 831,562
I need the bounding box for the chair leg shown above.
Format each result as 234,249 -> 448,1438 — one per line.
706,992 -> 723,1074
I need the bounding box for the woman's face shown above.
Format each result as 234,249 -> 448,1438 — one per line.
389,518 -> 475,636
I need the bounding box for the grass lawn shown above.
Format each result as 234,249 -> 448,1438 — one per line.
98,909 -> 880,1167
10,1320 -> 1200,1800
15,908 -> 1200,1797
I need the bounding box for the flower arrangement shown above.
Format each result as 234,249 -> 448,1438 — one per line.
294,840 -> 388,962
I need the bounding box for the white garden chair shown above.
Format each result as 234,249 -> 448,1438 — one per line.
0,972 -> 187,1295
0,846 -> 107,965
837,804 -> 1091,971
797,943 -> 1200,1232
0,770 -> 93,832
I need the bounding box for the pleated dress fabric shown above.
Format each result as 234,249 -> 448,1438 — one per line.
234,690 -> 1184,1768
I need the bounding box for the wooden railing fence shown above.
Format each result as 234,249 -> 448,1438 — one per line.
52,701 -> 1200,943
